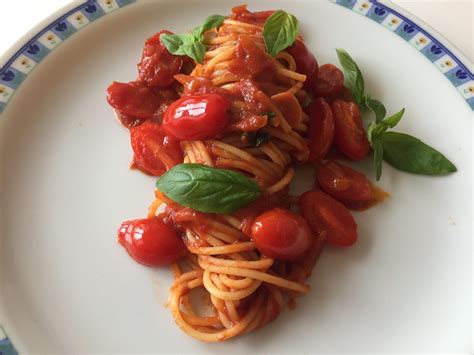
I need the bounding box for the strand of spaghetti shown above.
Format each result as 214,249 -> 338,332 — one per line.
203,255 -> 273,269
219,274 -> 255,289
276,51 -> 297,71
204,46 -> 235,71
266,168 -> 295,194
204,45 -> 235,59
181,141 -> 197,163
257,159 -> 283,177
212,73 -> 241,86
181,313 -> 221,327
204,271 -> 262,301
193,140 -> 214,167
263,126 -> 307,154
223,19 -> 263,29
169,282 -> 265,342
218,215 -> 242,230
198,257 -> 310,293
170,269 -> 204,291
287,81 -> 304,94
276,67 -> 307,82
187,242 -> 255,255
215,158 -> 275,185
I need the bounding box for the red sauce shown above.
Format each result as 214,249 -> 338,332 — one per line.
345,184 -> 390,211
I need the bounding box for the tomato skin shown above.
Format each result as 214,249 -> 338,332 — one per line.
130,122 -> 182,176
317,161 -> 372,204
251,208 -> 313,260
138,30 -> 183,87
307,97 -> 335,161
331,100 -> 370,160
299,190 -> 358,247
313,64 -> 344,96
117,218 -> 185,266
286,40 -> 319,88
162,94 -> 230,141
107,81 -> 162,119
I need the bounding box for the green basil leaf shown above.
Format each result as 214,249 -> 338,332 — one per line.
379,132 -> 457,175
160,33 -> 188,55
260,111 -> 276,119
382,108 -> 405,128
156,163 -> 261,213
242,131 -> 270,148
336,48 -> 365,104
365,96 -> 386,122
183,40 -> 206,63
263,10 -> 299,57
372,137 -> 384,180
193,14 -> 225,38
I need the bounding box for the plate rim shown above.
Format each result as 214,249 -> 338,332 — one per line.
0,0 -> 472,353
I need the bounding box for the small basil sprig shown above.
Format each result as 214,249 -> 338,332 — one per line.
336,48 -> 386,121
161,15 -> 225,63
156,163 -> 261,214
242,131 -> 270,147
263,10 -> 299,56
337,48 -> 457,180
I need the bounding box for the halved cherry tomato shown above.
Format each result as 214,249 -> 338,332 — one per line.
107,81 -> 162,119
317,161 -> 372,205
313,64 -> 344,97
300,190 -> 357,247
130,122 -> 182,176
114,110 -> 145,129
138,30 -> 183,87
286,39 -> 319,89
331,100 -> 370,160
162,94 -> 230,141
251,208 -> 313,260
307,97 -> 335,161
117,217 -> 185,266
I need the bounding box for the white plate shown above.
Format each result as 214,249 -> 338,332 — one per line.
0,0 -> 472,353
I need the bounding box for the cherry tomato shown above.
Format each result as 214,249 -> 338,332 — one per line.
114,110 -> 145,129
107,81 -> 162,119
317,161 -> 372,205
251,208 -> 313,260
287,40 -> 319,89
117,218 -> 185,266
130,122 -> 182,176
162,94 -> 230,141
313,64 -> 344,96
138,30 -> 183,87
307,97 -> 335,161
299,190 -> 358,247
331,100 -> 370,160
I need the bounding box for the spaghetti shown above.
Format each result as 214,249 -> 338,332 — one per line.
107,5 -> 370,342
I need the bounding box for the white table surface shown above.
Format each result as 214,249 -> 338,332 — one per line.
0,0 -> 473,62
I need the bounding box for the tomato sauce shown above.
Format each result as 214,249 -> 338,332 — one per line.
345,184 -> 390,211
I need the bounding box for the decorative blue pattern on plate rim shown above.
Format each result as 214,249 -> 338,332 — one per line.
333,0 -> 474,109
0,0 -> 136,115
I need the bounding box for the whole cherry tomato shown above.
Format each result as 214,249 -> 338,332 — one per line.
313,64 -> 344,97
130,122 -> 182,176
307,97 -> 335,161
251,208 -> 313,260
317,161 -> 372,204
117,218 -> 185,266
162,94 -> 230,141
286,39 -> 319,89
299,190 -> 358,247
107,81 -> 162,119
138,30 -> 183,87
331,100 -> 370,160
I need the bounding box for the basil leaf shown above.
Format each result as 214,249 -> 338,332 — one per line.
242,131 -> 270,148
372,137 -> 384,180
161,14 -> 224,63
260,111 -> 276,119
383,108 -> 405,128
193,15 -> 225,37
156,164 -> 261,213
263,10 -> 299,57
183,40 -> 206,63
160,33 -> 189,55
336,48 -> 365,104
365,96 -> 386,122
379,132 -> 457,175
